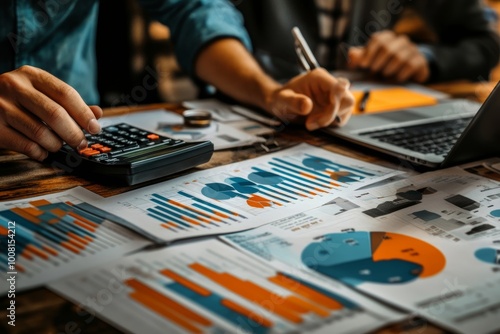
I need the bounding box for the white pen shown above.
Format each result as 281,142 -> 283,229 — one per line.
292,26 -> 342,123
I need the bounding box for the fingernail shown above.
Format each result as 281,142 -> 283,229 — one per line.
38,151 -> 49,162
77,139 -> 88,151
88,119 -> 101,134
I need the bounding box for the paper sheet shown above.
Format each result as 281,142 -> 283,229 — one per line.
222,167 -> 500,334
0,188 -> 151,293
49,239 -> 404,334
84,143 -> 400,243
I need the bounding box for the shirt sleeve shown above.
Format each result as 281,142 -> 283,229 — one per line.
138,0 -> 252,77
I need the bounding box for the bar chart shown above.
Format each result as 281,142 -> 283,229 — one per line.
99,144 -> 396,242
50,239 -> 392,334
0,188 -> 150,292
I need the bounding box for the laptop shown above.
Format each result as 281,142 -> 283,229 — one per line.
324,81 -> 500,168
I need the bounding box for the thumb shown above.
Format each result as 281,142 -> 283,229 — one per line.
272,88 -> 313,119
348,47 -> 365,69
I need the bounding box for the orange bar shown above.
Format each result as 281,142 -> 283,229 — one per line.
285,296 -> 329,317
21,249 -> 33,260
181,216 -> 202,226
50,208 -> 67,217
61,241 -> 80,254
29,199 -> 51,207
190,263 -> 303,324
161,223 -> 172,230
16,264 -> 25,273
23,207 -> 44,217
221,299 -> 273,328
168,200 -> 222,223
129,292 -> 202,333
66,236 -> 86,250
269,274 -> 343,310
11,207 -> 41,224
160,269 -> 211,297
26,244 -> 50,260
73,219 -> 96,233
213,211 -> 230,219
68,232 -> 91,245
299,172 -> 333,189
125,278 -> 212,326
0,225 -> 8,235
68,212 -> 99,228
43,245 -> 59,256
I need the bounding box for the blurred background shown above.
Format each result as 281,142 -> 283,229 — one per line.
96,0 -> 500,108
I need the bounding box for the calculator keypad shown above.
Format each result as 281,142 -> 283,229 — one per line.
69,123 -> 184,163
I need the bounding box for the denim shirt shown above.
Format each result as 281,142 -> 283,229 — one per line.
0,0 -> 251,105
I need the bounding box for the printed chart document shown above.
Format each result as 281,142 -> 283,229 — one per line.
0,188 -> 151,293
222,166 -> 500,334
88,143 -> 400,243
50,239 -> 403,334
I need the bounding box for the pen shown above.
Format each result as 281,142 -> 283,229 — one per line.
291,26 -> 341,123
359,90 -> 370,112
292,27 -> 320,71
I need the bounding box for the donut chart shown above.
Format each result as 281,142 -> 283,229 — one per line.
301,231 -> 446,285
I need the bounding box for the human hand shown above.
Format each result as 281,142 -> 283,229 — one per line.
265,68 -> 354,131
348,30 -> 430,83
0,66 -> 102,161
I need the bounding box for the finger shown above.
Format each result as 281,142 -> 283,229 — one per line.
277,89 -> 313,116
4,103 -> 63,152
17,89 -> 88,150
410,58 -> 431,83
30,67 -> 102,134
306,77 -> 351,130
396,56 -> 428,83
89,105 -> 104,120
347,47 -> 365,69
382,47 -> 413,78
0,124 -> 48,161
370,35 -> 408,73
360,31 -> 396,68
334,93 -> 355,127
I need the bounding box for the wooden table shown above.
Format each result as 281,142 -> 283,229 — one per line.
0,81 -> 496,334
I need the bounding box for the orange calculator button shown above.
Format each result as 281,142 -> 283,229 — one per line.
147,134 -> 160,140
98,147 -> 112,153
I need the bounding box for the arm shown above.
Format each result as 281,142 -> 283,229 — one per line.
419,0 -> 500,82
141,0 -> 353,130
195,38 -> 353,130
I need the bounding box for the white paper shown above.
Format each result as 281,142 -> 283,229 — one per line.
85,144 -> 399,243
49,239 -> 404,334
222,166 -> 500,334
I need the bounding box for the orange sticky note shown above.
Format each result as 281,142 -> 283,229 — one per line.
352,87 -> 438,114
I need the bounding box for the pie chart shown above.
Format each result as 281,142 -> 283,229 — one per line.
301,231 -> 446,285
475,248 -> 500,265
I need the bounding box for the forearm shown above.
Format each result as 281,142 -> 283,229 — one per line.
195,38 -> 281,113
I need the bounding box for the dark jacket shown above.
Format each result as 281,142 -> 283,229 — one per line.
236,0 -> 500,82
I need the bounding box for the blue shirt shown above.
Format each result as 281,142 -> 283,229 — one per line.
0,0 -> 251,105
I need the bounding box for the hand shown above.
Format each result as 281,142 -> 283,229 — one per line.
0,66 -> 102,161
265,68 -> 354,131
348,30 -> 430,83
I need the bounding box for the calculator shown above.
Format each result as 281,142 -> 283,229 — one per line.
47,123 -> 214,185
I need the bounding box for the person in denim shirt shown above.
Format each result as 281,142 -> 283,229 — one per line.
0,0 -> 354,161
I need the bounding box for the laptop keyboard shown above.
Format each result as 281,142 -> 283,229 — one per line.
359,117 -> 472,157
